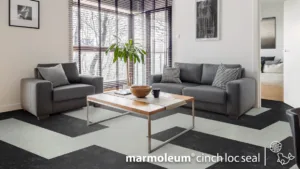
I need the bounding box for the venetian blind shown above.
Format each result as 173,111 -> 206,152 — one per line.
70,0 -> 172,88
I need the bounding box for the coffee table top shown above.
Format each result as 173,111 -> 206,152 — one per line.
87,91 -> 194,116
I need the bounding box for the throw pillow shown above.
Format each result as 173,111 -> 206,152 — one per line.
161,67 -> 182,83
265,59 -> 282,65
212,64 -> 240,90
263,63 -> 283,73
261,56 -> 275,73
38,64 -> 70,87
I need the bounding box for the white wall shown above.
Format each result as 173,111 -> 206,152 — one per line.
0,0 -> 70,113
173,0 -> 259,78
173,0 -> 259,79
284,0 -> 300,108
173,0 -> 260,106
261,1 -> 284,60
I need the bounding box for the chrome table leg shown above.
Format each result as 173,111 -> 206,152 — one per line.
148,100 -> 195,153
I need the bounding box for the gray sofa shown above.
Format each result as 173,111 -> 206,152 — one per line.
149,63 -> 256,118
21,63 -> 103,120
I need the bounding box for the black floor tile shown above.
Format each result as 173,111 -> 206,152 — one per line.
0,110 -> 107,137
0,140 -> 164,169
152,127 -> 295,169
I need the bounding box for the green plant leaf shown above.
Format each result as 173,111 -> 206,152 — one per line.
113,55 -> 118,63
136,47 -> 146,56
109,43 -> 117,50
137,51 -> 145,60
118,50 -> 123,59
134,53 -> 140,63
141,55 -> 145,64
141,49 -> 146,55
125,54 -> 129,63
129,53 -> 133,62
107,36 -> 146,66
113,46 -> 119,63
105,43 -> 116,55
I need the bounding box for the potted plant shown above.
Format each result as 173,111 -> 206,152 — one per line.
105,37 -> 146,86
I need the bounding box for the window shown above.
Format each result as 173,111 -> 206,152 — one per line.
71,0 -> 172,88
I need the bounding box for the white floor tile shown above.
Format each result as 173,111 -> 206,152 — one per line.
246,107 -> 271,116
0,106 -> 293,169
0,118 -> 90,159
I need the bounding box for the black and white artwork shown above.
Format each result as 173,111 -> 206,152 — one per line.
18,5 -> 33,20
9,0 -> 40,29
261,17 -> 276,49
196,0 -> 219,40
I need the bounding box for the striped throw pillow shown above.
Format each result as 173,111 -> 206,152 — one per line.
212,65 -> 240,90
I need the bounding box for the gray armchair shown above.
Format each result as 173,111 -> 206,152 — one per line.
21,63 -> 103,120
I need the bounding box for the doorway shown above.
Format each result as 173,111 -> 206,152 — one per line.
260,0 -> 285,102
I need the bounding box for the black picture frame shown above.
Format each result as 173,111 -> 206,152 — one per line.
196,0 -> 220,41
9,0 -> 40,29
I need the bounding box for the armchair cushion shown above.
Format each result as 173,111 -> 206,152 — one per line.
37,64 -> 70,87
36,63 -> 80,83
80,75 -> 103,94
53,84 -> 95,102
61,63 -> 80,83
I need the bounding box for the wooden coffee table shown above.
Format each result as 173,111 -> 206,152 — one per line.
86,92 -> 195,153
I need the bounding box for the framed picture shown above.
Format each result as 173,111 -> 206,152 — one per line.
9,0 -> 40,29
261,17 -> 276,49
196,0 -> 220,40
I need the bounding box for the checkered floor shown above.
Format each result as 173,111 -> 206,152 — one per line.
0,100 -> 297,169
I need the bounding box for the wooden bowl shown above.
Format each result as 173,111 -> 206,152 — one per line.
130,86 -> 152,98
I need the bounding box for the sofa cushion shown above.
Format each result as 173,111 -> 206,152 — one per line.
152,83 -> 199,95
175,63 -> 202,84
53,84 -> 95,102
201,64 -> 219,85
183,85 -> 227,104
201,64 -> 242,85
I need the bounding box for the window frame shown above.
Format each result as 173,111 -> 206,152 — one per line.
72,2 -> 132,88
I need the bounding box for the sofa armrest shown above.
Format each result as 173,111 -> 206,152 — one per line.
148,74 -> 162,85
226,78 -> 256,118
80,75 -> 103,94
21,78 -> 53,117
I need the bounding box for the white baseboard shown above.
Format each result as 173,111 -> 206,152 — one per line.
0,103 -> 22,113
